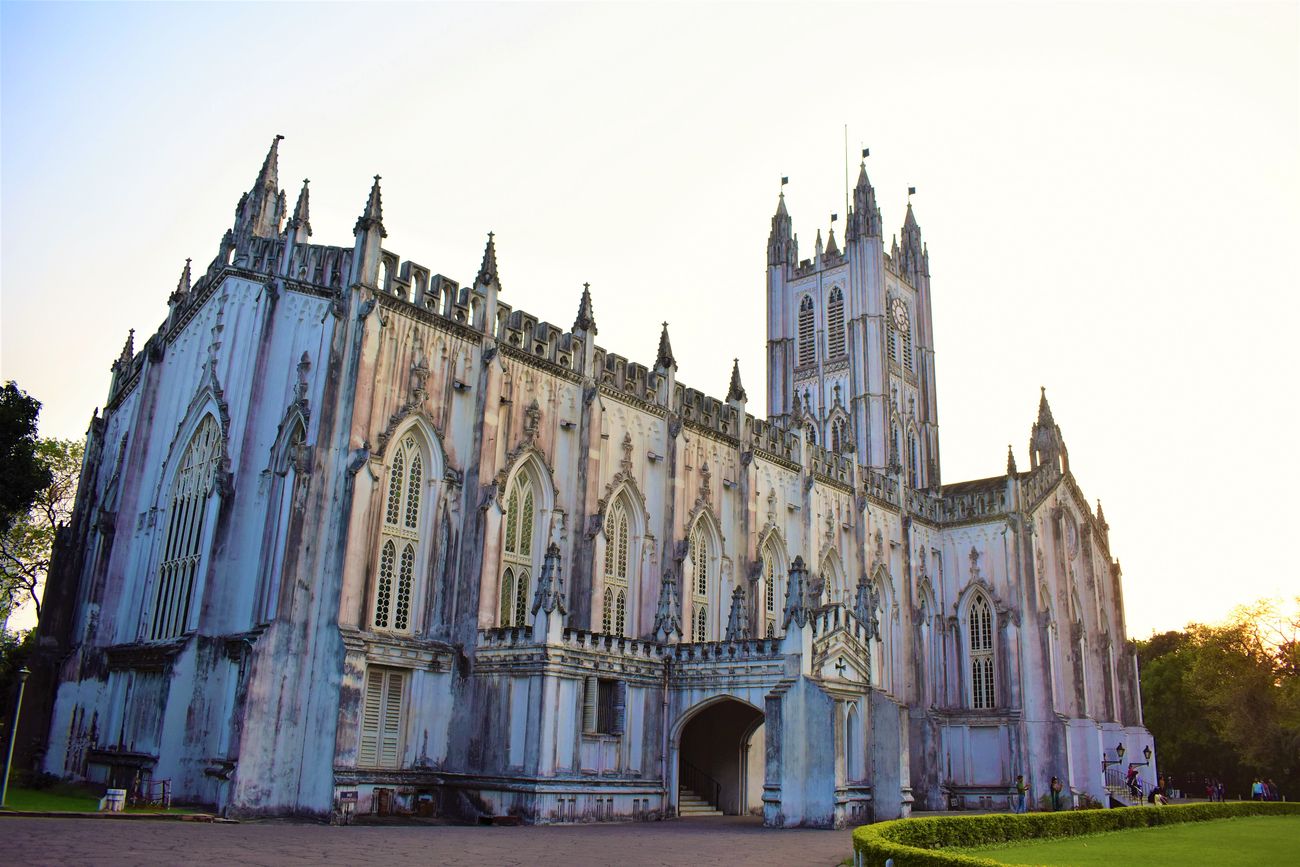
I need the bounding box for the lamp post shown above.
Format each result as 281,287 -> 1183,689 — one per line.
1134,745 -> 1153,767
1,666 -> 32,809
1102,741 -> 1126,772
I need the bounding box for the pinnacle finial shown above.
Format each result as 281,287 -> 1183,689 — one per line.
574,281 -> 596,334
173,258 -> 192,299
656,321 -> 676,370
354,175 -> 386,238
727,358 -> 747,403
1007,444 -> 1017,475
255,134 -> 284,191
825,225 -> 839,256
118,329 -> 135,364
476,231 -> 499,287
289,178 -> 311,236
1037,386 -> 1055,426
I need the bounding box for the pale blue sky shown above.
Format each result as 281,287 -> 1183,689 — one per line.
2,1 -> 1297,636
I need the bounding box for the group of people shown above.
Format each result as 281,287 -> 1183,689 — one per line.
1251,778 -> 1282,801
1011,775 -> 1068,812
1203,778 -> 1227,801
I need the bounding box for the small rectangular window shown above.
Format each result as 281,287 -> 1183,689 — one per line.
582,676 -> 625,735
359,667 -> 406,768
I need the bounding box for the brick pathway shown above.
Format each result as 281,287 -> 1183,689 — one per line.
3,815 -> 853,866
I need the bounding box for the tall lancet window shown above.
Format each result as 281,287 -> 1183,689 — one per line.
908,433 -> 920,488
827,287 -> 846,358
970,593 -> 996,709
761,540 -> 781,639
602,501 -> 630,636
798,295 -> 816,367
689,521 -> 711,641
499,473 -> 535,627
374,435 -> 423,633
150,415 -> 221,641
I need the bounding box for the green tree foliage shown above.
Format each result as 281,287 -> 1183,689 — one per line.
0,382 -> 52,535
1138,599 -> 1300,797
0,438 -> 83,621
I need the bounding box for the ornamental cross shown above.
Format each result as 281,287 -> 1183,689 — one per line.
834,657 -> 849,677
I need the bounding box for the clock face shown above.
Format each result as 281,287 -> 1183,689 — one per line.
891,298 -> 909,330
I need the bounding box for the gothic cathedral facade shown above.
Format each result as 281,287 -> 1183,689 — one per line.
35,138 -> 1153,826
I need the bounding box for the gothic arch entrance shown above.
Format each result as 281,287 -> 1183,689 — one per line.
673,697 -> 765,817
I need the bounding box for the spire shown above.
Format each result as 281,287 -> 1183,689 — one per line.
354,175 -> 386,238
848,162 -> 882,240
782,556 -> 811,630
476,231 -> 499,287
814,228 -> 824,261
825,225 -> 840,257
117,329 -> 135,366
171,259 -> 192,302
1096,499 -> 1108,530
724,584 -> 749,641
726,358 -> 747,403
530,542 -> 567,617
237,135 -> 285,238
900,201 -> 927,283
767,193 -> 793,266
287,178 -> 311,238
656,321 -> 676,370
572,281 -> 596,334
1037,386 -> 1055,427
653,568 -> 684,642
1007,444 -> 1017,475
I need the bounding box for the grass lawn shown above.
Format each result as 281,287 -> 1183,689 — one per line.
964,815 -> 1300,866
1,785 -> 194,814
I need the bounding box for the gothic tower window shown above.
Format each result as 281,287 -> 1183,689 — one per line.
827,287 -> 845,358
358,666 -> 405,768
831,417 -> 846,455
798,295 -> 815,367
373,435 -> 423,633
761,539 -> 782,638
602,500 -> 630,636
150,415 -> 222,641
689,520 -> 712,641
969,593 -> 997,709
499,473 -> 536,626
908,432 -> 920,488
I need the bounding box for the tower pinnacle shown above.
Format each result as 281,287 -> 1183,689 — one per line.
476,231 -> 499,288
574,282 -> 596,334
287,178 -> 311,238
727,358 -> 747,403
353,175 -> 386,238
656,322 -> 676,370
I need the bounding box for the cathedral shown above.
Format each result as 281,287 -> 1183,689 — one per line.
34,137 -> 1154,826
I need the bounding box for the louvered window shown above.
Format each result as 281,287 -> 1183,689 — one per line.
970,595 -> 996,709
359,667 -> 405,768
827,287 -> 845,357
500,474 -> 535,626
150,415 -> 221,641
798,295 -> 816,367
901,323 -> 913,371
602,501 -> 631,636
582,676 -> 625,736
374,435 -> 423,632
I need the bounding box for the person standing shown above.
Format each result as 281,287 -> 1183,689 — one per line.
1050,776 -> 1063,811
1014,775 -> 1030,814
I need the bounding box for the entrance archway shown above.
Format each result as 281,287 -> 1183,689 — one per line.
674,697 -> 765,816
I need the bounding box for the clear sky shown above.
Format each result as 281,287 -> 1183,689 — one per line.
1,1 -> 1296,637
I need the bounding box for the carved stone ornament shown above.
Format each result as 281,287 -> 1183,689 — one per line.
531,542 -> 568,617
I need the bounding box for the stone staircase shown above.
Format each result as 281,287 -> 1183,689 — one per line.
678,785 -> 723,817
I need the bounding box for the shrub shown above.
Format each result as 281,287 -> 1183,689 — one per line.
850,801 -> 1300,867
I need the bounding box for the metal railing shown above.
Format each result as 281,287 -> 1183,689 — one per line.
681,762 -> 721,813
1104,766 -> 1147,804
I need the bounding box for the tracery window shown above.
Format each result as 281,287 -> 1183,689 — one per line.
374,435 -> 422,632
689,520 -> 711,641
827,287 -> 845,358
499,473 -> 535,626
831,417 -> 846,455
359,667 -> 405,768
601,500 -> 630,636
150,415 -> 221,641
970,593 -> 996,709
798,295 -> 816,367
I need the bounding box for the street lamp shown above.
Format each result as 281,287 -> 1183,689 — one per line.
1,666 -> 32,809
1134,745 -> 1153,767
1102,741 -> 1126,771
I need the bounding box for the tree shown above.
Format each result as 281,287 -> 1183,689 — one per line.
1138,598 -> 1300,798
0,438 -> 83,621
0,382 -> 51,535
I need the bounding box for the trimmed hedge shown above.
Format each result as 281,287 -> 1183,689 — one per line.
850,801 -> 1300,867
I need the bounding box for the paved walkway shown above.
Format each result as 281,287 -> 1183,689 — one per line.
3,815 -> 853,866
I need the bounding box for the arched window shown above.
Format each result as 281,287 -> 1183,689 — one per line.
689,520 -> 712,641
257,418 -> 306,623
761,540 -> 781,638
908,433 -> 919,488
500,473 -> 535,626
602,500 -> 631,636
374,434 -> 423,632
150,415 -> 221,641
970,593 -> 996,709
827,287 -> 845,358
831,418 -> 845,454
798,295 -> 816,367
846,704 -> 863,782
891,421 -> 901,467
